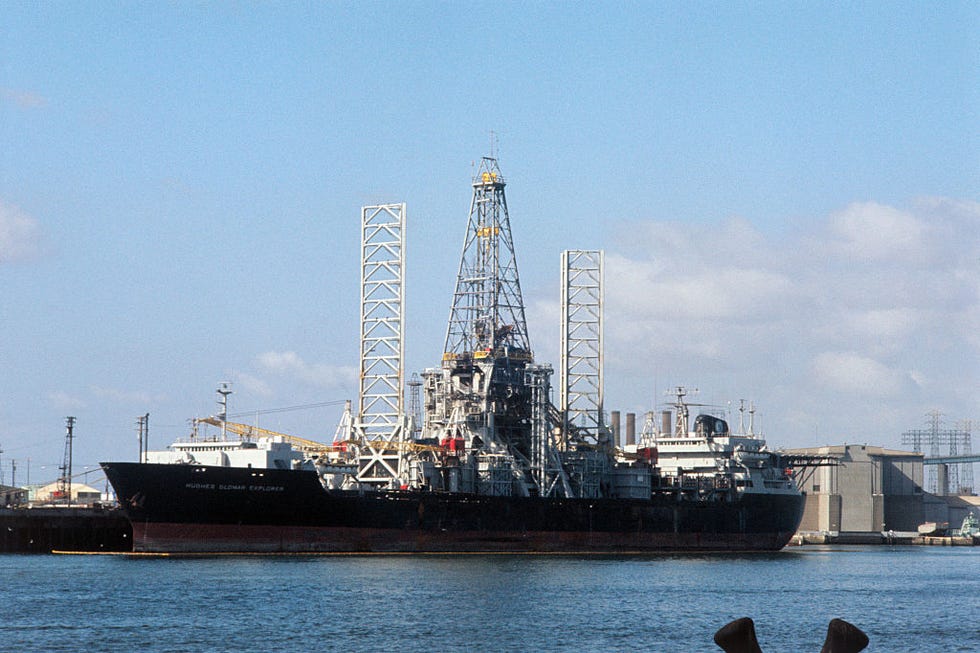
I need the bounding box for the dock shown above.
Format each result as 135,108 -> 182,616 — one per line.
0,506 -> 132,553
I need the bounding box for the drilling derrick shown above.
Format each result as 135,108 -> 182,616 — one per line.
423,156 -> 564,497
444,157 -> 530,355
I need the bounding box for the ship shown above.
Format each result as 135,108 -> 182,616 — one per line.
102,156 -> 805,554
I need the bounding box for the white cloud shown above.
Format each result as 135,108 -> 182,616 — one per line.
810,352 -> 910,398
825,201 -> 932,261
598,197 -> 978,444
234,372 -> 274,398
0,87 -> 46,109
90,385 -> 166,405
0,200 -> 42,263
49,391 -> 86,411
608,258 -> 794,321
256,351 -> 358,389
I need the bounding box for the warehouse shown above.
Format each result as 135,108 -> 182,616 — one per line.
785,444 -> 924,534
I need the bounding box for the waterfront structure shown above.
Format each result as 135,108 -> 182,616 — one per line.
33,481 -> 103,507
785,444 -> 924,533
1,484 -> 26,507
0,506 -> 130,553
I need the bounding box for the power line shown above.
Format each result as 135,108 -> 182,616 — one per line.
227,399 -> 348,419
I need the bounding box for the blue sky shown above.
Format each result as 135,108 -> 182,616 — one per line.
1,3 -> 977,487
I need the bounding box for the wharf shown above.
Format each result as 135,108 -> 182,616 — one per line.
912,535 -> 979,546
0,506 -> 132,553
790,531 -> 979,546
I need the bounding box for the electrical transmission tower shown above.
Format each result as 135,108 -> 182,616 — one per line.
953,419 -> 974,494
902,411 -> 974,494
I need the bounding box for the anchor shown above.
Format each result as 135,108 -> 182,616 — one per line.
714,617 -> 869,653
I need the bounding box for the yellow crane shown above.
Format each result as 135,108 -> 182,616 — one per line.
193,417 -> 334,454
193,417 -> 445,457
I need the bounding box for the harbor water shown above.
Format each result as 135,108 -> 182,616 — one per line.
1,546 -> 977,652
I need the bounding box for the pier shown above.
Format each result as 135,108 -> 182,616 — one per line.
0,506 -> 132,553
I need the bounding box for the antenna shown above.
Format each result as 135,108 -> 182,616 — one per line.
216,382 -> 233,440
667,387 -> 697,436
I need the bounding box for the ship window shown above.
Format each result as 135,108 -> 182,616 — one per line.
812,484 -> 820,492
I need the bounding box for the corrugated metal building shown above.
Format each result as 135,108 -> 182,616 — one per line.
1,485 -> 27,507
785,444 -> 924,533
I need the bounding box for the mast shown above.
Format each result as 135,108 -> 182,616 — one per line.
443,157 -> 530,357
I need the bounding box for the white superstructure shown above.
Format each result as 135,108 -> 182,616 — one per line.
628,389 -> 798,497
145,438 -> 309,470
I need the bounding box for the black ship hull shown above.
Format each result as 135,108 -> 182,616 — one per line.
102,462 -> 805,553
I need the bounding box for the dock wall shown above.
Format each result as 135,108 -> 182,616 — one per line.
0,507 -> 132,553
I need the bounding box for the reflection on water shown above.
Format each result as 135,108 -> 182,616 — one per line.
1,547 -> 977,652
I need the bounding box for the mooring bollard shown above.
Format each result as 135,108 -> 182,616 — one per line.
713,617 -> 764,653
714,617 -> 868,653
819,618 -> 869,653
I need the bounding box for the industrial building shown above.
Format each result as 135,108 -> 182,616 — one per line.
786,444 -> 924,533
1,484 -> 27,508
31,481 -> 102,507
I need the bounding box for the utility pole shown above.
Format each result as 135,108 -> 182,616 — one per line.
136,414 -> 150,463
60,417 -> 76,507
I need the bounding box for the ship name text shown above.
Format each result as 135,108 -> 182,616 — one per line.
184,482 -> 285,492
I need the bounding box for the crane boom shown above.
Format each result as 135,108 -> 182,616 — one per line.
194,417 -> 332,453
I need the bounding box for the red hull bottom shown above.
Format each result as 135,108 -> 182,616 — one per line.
133,522 -> 795,554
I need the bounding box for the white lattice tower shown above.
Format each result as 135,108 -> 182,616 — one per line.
356,203 -> 409,486
560,250 -> 604,442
